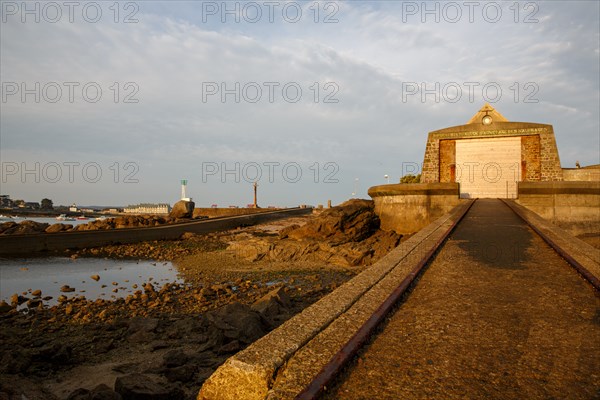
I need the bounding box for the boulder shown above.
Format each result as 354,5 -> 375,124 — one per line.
45,223 -> 66,233
169,200 -> 195,219
0,221 -> 18,234
206,302 -> 268,344
3,220 -> 49,235
286,199 -> 379,244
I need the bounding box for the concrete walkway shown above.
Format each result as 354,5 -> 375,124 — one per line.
326,199 -> 600,399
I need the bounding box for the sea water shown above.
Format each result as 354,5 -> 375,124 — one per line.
0,257 -> 182,306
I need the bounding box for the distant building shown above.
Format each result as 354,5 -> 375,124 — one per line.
24,202 -> 40,210
69,204 -> 78,212
123,203 -> 171,214
0,195 -> 13,208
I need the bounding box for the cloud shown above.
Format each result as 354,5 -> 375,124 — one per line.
1,1 -> 598,206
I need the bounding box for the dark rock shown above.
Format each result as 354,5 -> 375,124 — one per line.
114,373 -> 184,400
206,302 -> 268,344
0,349 -> 32,374
164,364 -> 197,383
26,298 -> 43,309
162,349 -> 188,368
287,199 -> 378,244
61,285 -> 76,293
67,388 -> 90,400
169,200 -> 195,219
90,384 -> 123,400
217,340 -> 241,355
128,317 -> 159,334
0,300 -> 13,313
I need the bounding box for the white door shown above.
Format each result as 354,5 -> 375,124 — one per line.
455,137 -> 521,198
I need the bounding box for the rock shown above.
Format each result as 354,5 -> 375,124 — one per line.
164,364 -> 197,383
0,221 -> 18,234
0,349 -> 32,374
26,298 -> 42,309
11,295 -> 29,305
66,388 -> 90,400
217,340 -> 241,355
61,285 -> 76,293
286,199 -> 379,244
251,286 -> 292,324
114,373 -> 184,400
90,384 -> 123,400
180,232 -> 196,240
163,349 -> 188,368
91,275 -> 101,281
0,300 -> 13,313
128,317 -> 159,334
45,223 -> 66,233
32,289 -> 42,297
206,302 -> 268,344
10,220 -> 49,235
169,200 -> 195,219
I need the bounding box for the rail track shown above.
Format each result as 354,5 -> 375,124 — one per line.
300,199 -> 600,400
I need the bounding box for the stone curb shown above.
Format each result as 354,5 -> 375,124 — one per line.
198,201 -> 474,400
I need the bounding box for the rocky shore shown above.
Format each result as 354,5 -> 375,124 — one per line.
0,200 -> 402,399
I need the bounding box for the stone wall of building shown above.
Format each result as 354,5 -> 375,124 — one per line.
521,135 -> 541,181
421,122 -> 563,183
439,140 -> 456,183
539,127 -> 563,181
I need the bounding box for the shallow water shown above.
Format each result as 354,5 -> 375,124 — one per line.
0,257 -> 182,306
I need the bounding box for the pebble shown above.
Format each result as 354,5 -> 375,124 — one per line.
60,285 -> 76,293
91,275 -> 100,281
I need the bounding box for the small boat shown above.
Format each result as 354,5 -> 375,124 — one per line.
76,216 -> 89,220
56,214 -> 76,221
95,216 -> 108,221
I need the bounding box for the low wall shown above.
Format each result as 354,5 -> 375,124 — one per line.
516,181 -> 600,235
193,208 -> 274,218
0,208 -> 311,256
368,183 -> 464,234
562,167 -> 600,182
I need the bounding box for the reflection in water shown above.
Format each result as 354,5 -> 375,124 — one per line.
0,257 -> 182,306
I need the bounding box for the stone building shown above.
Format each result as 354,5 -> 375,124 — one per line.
123,203 -> 171,214
420,104 -> 563,198
369,104 -> 599,235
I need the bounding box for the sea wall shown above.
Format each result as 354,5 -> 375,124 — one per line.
368,183 -> 464,234
0,208 -> 312,256
516,181 -> 600,235
193,208 -> 273,218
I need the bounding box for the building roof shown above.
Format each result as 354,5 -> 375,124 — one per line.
466,103 -> 508,124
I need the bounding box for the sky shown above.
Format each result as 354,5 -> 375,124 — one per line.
1,0 -> 599,208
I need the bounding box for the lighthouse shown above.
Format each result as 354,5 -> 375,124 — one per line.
181,179 -> 191,201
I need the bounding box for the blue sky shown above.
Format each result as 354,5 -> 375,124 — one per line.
1,1 -> 599,207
